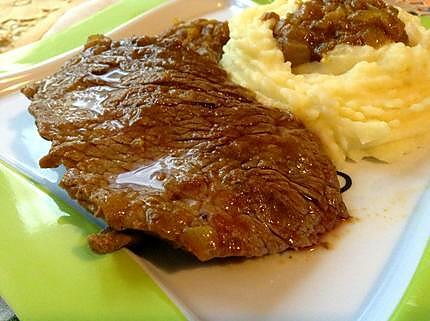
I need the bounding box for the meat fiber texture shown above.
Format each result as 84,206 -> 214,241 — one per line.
23,19 -> 348,261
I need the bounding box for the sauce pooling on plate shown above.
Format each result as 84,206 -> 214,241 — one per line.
263,0 -> 409,66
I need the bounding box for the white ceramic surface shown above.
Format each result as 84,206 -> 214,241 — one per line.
0,1 -> 429,321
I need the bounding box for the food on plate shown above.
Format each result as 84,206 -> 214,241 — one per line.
261,0 -> 409,66
221,0 -> 430,164
23,19 -> 348,261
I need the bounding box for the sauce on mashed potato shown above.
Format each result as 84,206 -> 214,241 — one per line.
262,0 -> 409,66
221,0 -> 430,165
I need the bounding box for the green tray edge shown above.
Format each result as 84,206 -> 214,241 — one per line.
0,160 -> 187,321
389,237 -> 430,321
421,16 -> 430,28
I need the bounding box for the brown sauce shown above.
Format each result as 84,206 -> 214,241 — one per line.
262,0 -> 409,67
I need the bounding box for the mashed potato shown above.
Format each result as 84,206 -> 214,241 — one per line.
221,0 -> 430,165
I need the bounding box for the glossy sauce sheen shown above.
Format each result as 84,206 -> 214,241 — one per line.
23,19 -> 348,261
263,0 -> 409,66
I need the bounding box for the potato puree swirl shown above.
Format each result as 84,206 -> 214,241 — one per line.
221,0 -> 430,165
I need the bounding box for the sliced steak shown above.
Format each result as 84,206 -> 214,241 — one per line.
23,19 -> 348,261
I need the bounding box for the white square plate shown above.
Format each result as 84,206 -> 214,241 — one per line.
0,1 -> 429,320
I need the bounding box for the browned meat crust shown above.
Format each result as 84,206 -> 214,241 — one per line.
23,19 -> 348,261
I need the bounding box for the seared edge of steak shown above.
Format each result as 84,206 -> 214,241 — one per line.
23,19 -> 348,261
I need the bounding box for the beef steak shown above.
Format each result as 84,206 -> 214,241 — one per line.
23,19 -> 348,261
